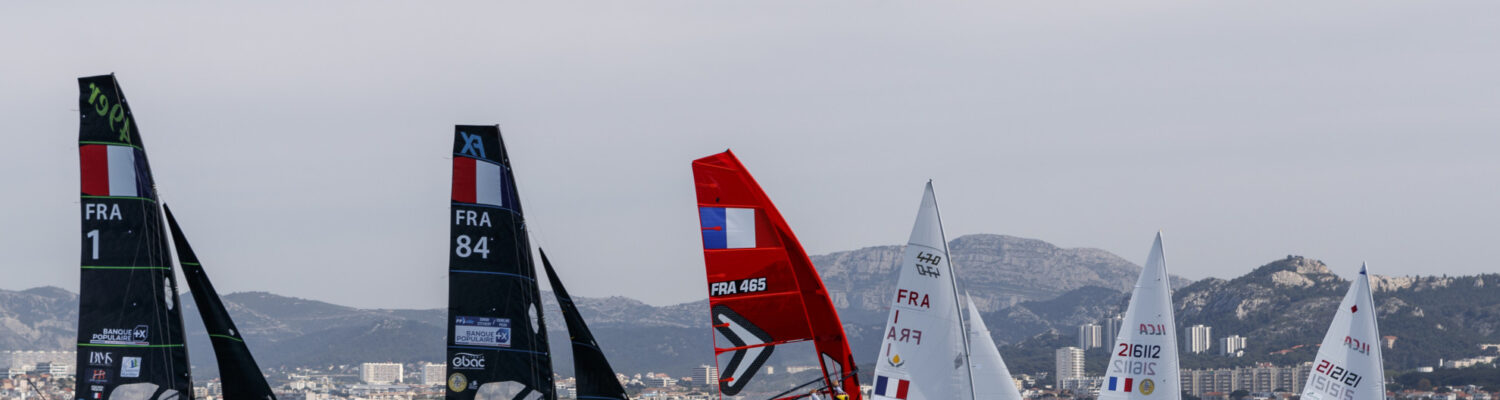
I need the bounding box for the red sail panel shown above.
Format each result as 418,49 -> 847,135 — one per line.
692,150 -> 862,400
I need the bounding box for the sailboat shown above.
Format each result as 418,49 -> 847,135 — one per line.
164,206 -> 278,400
691,150 -> 862,400
75,74 -> 193,400
872,183 -> 1023,400
965,296 -> 1024,400
1300,264 -> 1384,400
539,250 -> 630,400
446,126 -> 554,400
1097,233 -> 1181,400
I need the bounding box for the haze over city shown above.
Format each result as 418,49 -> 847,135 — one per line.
3,1 -> 1499,309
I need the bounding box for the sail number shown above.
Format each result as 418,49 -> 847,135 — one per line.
1117,343 -> 1162,359
455,235 -> 491,259
709,277 -> 767,296
86,229 -> 100,260
1111,360 -> 1157,376
913,252 -> 943,278
1314,359 -> 1364,388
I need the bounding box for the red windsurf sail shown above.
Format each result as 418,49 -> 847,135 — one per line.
693,150 -> 862,400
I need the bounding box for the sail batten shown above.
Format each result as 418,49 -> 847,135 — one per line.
692,150 -> 861,400
75,74 -> 194,400
446,126 -> 554,400
164,206 -> 277,400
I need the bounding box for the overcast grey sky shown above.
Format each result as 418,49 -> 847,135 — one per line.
3,2 -> 1498,309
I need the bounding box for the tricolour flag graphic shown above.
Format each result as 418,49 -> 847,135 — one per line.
874,375 -> 910,399
1107,376 -> 1134,392
452,157 -> 511,209
699,207 -> 756,249
79,144 -> 150,198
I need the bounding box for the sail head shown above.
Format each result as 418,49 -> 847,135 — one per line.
1301,264 -> 1385,400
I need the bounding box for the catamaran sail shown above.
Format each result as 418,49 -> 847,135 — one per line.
691,150 -> 862,400
539,250 -> 630,400
965,295 -> 1024,400
543,251 -> 630,400
1300,264 -> 1384,400
75,74 -> 194,400
1098,233 -> 1181,400
446,126 -> 554,400
873,183 -> 973,400
163,206 -> 277,400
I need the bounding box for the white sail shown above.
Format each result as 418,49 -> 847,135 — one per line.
1097,233 -> 1181,400
873,182 -> 973,400
965,295 -> 1024,400
1301,264 -> 1385,400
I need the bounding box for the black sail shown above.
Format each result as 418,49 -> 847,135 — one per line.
75,74 -> 194,400
163,206 -> 277,400
446,126 -> 554,400
540,250 -> 629,400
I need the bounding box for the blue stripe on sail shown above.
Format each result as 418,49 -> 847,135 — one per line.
875,376 -> 889,395
1108,377 -> 1117,391
447,345 -> 547,356
451,270 -> 535,282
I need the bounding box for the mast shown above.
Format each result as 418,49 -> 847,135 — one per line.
1096,233 -> 1181,400
873,182 -> 972,400
164,206 -> 278,400
75,74 -> 194,400
446,126 -> 554,400
1301,264 -> 1385,400
539,250 -> 630,400
930,182 -> 978,400
691,150 -> 862,400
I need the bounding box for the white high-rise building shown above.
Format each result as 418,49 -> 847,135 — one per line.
693,365 -> 719,387
421,363 -> 446,385
1103,315 -> 1124,347
1078,324 -> 1104,349
1055,347 -> 1085,382
1186,324 -> 1213,354
361,362 -> 403,384
1220,335 -> 1247,357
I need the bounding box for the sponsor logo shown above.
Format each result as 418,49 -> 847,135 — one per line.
88,351 -> 114,366
451,352 -> 486,370
88,369 -> 109,384
1138,323 -> 1167,336
458,132 -> 486,158
91,385 -> 104,392
709,277 -> 767,297
1140,379 -> 1156,395
887,354 -> 905,368
448,372 -> 469,392
453,316 -> 511,347
90,325 -> 150,346
120,357 -> 141,378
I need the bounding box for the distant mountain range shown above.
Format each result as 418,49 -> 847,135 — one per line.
4,234 -> 1497,379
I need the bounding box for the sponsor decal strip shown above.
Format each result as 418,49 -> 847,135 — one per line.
77,343 -> 184,348
445,345 -> 547,355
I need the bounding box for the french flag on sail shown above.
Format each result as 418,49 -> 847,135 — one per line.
874,375 -> 910,399
452,157 -> 513,209
79,144 -> 151,198
1108,376 -> 1134,392
699,207 -> 756,249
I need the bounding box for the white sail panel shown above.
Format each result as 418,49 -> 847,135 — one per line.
965,295 -> 1024,400
1301,264 -> 1385,400
873,183 -> 972,400
1098,233 -> 1181,400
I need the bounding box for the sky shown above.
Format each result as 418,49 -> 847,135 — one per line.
3,1 -> 1498,309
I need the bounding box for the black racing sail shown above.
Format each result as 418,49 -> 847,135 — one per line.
446,126 -> 554,400
539,250 -> 630,400
163,206 -> 277,400
75,74 -> 193,400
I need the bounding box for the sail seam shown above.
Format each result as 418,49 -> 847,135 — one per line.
450,269 -> 536,281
